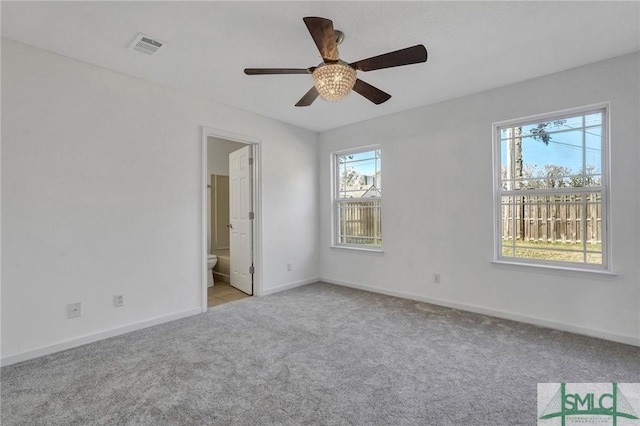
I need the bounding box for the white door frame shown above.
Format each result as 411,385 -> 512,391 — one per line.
201,126 -> 262,312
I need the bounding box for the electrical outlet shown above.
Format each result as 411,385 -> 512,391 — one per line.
287,263 -> 292,272
114,294 -> 124,308
433,273 -> 441,284
67,302 -> 81,319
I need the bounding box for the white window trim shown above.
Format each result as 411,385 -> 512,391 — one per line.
331,145 -> 383,252
491,102 -> 612,274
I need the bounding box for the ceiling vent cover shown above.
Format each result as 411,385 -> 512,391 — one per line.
129,33 -> 164,55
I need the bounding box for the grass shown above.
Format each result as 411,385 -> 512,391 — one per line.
502,239 -> 602,263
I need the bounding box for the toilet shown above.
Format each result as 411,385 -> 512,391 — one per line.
207,254 -> 218,287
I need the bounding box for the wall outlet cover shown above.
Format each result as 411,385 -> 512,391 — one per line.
114,295 -> 124,308
67,302 -> 81,319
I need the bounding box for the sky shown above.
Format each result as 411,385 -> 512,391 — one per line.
501,112 -> 602,178
339,150 -> 381,177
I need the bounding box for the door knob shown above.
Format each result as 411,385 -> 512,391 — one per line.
227,224 -> 233,229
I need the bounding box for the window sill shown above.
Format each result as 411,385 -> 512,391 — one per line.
491,260 -> 617,278
331,245 -> 384,254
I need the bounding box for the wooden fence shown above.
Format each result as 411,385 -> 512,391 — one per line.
337,194 -> 602,247
338,200 -> 382,245
501,193 -> 602,244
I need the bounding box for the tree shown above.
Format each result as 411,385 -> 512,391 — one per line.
508,120 -> 566,240
569,166 -> 600,187
340,167 -> 362,196
538,165 -> 571,189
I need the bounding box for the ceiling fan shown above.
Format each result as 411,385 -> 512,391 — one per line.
244,17 -> 428,107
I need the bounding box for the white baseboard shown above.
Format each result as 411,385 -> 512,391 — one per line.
320,277 -> 640,347
259,278 -> 318,297
1,308 -> 202,367
213,271 -> 230,281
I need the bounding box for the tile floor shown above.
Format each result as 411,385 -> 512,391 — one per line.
207,280 -> 251,307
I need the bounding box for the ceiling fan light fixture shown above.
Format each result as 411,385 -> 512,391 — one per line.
312,61 -> 357,101
246,17 -> 427,106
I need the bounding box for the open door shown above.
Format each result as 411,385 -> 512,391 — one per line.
229,145 -> 253,295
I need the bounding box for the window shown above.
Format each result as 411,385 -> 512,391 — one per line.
494,105 -> 609,270
333,147 -> 382,249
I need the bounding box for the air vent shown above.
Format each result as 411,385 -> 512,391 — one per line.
128,33 -> 165,55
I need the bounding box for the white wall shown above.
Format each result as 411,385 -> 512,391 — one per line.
319,53 -> 640,345
1,39 -> 319,364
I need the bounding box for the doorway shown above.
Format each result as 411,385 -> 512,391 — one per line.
201,127 -> 262,312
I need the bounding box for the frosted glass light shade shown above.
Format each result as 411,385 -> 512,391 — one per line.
312,62 -> 357,101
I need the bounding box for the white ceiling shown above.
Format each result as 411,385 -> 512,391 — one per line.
2,1 -> 639,132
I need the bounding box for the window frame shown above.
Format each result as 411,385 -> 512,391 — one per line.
331,145 -> 383,252
492,103 -> 612,273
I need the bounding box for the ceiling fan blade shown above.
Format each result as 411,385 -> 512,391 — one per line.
244,68 -> 313,75
303,17 -> 339,62
352,79 -> 391,105
350,45 -> 427,72
295,86 -> 320,107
